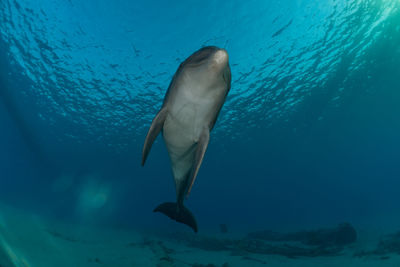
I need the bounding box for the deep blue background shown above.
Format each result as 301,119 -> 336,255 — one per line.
1,0 -> 400,232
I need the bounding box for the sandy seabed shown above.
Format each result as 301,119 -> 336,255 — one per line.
0,203 -> 399,267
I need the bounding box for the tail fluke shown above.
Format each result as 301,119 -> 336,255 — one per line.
153,202 -> 198,233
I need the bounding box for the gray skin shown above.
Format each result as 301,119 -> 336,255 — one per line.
141,46 -> 231,232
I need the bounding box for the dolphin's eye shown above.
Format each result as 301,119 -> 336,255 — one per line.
186,53 -> 209,67
192,55 -> 208,64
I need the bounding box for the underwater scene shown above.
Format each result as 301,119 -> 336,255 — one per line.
1,0 -> 400,266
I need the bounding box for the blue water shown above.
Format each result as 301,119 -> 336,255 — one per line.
1,0 -> 400,253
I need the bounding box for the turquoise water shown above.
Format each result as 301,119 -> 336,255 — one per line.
1,0 -> 400,264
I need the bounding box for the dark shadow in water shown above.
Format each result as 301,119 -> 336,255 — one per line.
247,222 -> 357,247
150,223 -> 357,259
354,231 -> 400,260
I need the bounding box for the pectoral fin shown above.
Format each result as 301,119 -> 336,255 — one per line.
186,128 -> 210,196
142,108 -> 168,166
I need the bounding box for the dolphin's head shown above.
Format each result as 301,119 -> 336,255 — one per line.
184,46 -> 229,69
182,46 -> 231,89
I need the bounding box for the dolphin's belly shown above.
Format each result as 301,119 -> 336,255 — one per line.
166,86 -> 218,140
162,90 -> 216,183
163,109 -> 196,185
163,101 -> 199,156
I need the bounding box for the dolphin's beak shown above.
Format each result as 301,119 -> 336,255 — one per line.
213,49 -> 229,67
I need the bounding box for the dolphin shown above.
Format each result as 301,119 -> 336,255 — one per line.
141,46 -> 231,232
